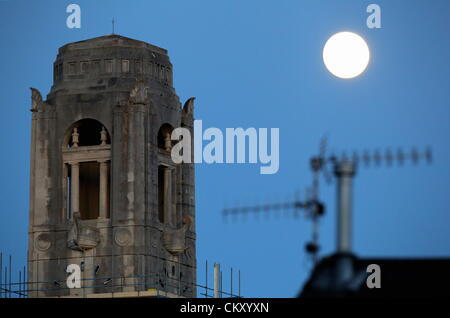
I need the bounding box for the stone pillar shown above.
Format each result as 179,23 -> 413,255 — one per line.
163,166 -> 172,226
71,162 -> 80,216
99,160 -> 109,219
63,163 -> 69,220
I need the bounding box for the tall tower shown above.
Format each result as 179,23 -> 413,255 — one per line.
28,35 -> 196,297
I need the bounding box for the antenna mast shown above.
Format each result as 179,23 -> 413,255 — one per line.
222,138 -> 432,267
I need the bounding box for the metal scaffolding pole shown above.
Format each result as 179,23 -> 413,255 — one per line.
0,253 -> 2,298
9,255 -> 11,298
213,263 -> 220,298
205,260 -> 208,298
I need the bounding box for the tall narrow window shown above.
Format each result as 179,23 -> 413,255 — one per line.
81,61 -> 89,74
160,67 -> 165,82
135,60 -> 141,73
148,62 -> 153,76
79,162 -> 100,220
54,63 -> 63,81
157,124 -> 177,225
105,59 -> 113,73
167,67 -> 172,85
92,60 -> 100,74
58,63 -> 63,79
122,59 -> 129,73
69,62 -> 77,75
54,65 -> 58,81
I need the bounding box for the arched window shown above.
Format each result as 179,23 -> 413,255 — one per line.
62,119 -> 111,221
66,118 -> 110,148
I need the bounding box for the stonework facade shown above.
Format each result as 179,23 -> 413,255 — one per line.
28,35 -> 196,297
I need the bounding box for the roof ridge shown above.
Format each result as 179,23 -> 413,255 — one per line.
58,34 -> 167,54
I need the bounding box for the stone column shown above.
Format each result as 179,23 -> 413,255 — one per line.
99,160 -> 109,219
163,166 -> 172,226
71,162 -> 80,216
63,163 -> 69,220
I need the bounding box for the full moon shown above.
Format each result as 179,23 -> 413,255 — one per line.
323,32 -> 370,79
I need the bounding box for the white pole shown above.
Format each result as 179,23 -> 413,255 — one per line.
334,161 -> 356,287
214,263 -> 220,298
334,161 -> 356,253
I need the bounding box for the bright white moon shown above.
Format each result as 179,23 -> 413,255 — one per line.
323,32 -> 370,79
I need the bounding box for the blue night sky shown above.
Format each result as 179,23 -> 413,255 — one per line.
0,0 -> 449,297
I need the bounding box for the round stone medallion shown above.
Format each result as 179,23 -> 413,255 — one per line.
35,233 -> 52,251
114,228 -> 132,247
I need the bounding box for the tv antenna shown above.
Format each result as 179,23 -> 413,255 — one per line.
223,136 -> 432,265
223,136 -> 330,264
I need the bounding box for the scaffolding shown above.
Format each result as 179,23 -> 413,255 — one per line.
0,254 -> 241,299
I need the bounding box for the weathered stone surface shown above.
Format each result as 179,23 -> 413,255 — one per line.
28,34 -> 196,297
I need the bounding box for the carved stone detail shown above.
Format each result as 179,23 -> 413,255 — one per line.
129,80 -> 149,105
67,213 -> 100,251
162,216 -> 192,255
35,233 -> 52,251
114,228 -> 132,247
30,87 -> 43,112
182,97 -> 195,115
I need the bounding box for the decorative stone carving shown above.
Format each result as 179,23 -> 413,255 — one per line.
185,238 -> 195,261
67,213 -> 100,251
35,233 -> 52,251
182,97 -> 195,115
100,126 -> 108,145
30,87 -> 43,112
71,128 -> 79,147
163,216 -> 192,255
129,80 -> 149,104
164,131 -> 172,152
114,228 -> 132,247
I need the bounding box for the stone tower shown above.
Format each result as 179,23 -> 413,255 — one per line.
28,35 -> 196,297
